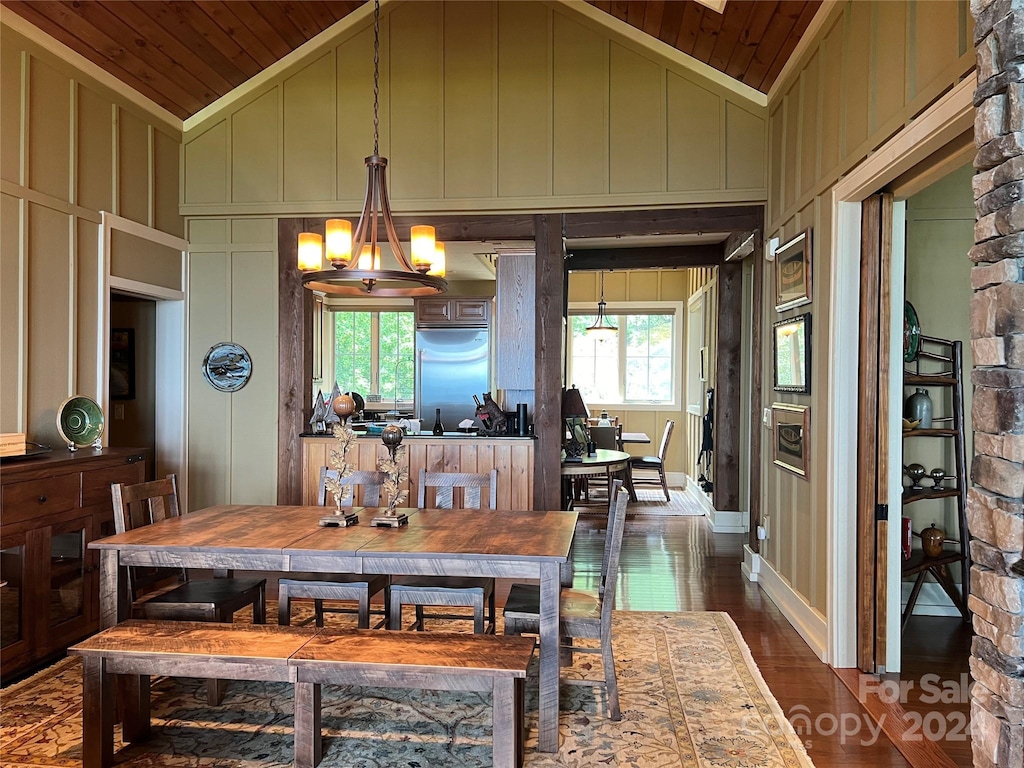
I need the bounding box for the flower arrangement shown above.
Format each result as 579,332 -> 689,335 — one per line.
378,443 -> 409,513
323,394 -> 357,512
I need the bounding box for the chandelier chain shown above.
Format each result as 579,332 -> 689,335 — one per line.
373,0 -> 380,155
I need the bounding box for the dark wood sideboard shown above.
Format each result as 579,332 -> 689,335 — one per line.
1,447 -> 147,680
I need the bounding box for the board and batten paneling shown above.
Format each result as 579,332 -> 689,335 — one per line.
0,24 -> 182,445
302,436 -> 535,511
187,218 -> 280,510
181,0 -> 766,217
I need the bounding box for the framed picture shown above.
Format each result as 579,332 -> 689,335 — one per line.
110,328 -> 135,400
772,403 -> 809,479
774,228 -> 812,311
773,313 -> 811,394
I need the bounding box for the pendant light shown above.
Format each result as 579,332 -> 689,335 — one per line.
297,0 -> 447,298
586,271 -> 618,340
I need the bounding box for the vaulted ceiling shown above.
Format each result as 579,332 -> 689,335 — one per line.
0,0 -> 820,121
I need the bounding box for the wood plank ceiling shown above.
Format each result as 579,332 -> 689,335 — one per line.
0,0 -> 820,121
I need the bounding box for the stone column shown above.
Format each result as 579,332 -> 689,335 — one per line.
970,2 -> 1024,766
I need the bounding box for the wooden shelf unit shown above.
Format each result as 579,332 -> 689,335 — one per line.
900,335 -> 970,631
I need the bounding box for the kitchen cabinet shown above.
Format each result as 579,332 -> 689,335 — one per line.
0,447 -> 146,680
415,297 -> 490,327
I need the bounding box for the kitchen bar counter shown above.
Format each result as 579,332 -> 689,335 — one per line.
301,434 -> 534,509
302,431 -> 534,439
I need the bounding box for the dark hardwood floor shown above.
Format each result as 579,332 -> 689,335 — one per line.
549,513 -> 973,768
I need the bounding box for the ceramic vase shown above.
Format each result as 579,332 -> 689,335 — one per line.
921,524 -> 945,558
904,388 -> 933,429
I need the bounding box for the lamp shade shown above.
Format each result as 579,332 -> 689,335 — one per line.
410,225 -> 436,271
298,232 -> 324,271
561,386 -> 589,418
325,219 -> 352,265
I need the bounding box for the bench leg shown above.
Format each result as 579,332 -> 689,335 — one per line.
294,682 -> 322,768
82,657 -> 115,768
492,677 -> 523,768
119,673 -> 150,743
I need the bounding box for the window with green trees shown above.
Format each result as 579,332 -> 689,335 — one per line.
568,311 -> 676,405
334,310 -> 415,400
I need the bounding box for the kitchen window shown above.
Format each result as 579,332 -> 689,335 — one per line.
566,303 -> 681,407
333,310 -> 415,401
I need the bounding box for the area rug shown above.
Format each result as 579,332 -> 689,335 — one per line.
576,487 -> 705,517
1,611 -> 813,767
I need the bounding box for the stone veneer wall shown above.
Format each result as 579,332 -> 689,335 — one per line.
970,2 -> 1024,766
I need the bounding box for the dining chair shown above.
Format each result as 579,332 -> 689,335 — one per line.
387,469 -> 498,633
111,474 -> 267,705
628,419 -> 674,501
502,481 -> 628,720
277,468 -> 390,629
580,425 -> 622,500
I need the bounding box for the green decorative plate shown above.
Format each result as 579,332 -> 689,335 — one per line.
904,301 -> 921,363
57,395 -> 104,448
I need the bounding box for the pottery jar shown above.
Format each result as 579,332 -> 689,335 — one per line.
904,388 -> 933,429
921,524 -> 945,558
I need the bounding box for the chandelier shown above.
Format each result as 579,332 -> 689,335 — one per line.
297,0 -> 447,298
586,271 -> 618,340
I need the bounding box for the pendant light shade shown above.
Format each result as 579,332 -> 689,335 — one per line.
297,0 -> 447,298
586,271 -> 618,340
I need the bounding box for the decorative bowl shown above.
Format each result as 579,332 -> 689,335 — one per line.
56,395 -> 104,448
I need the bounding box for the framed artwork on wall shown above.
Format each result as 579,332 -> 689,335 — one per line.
774,228 -> 812,311
772,403 -> 810,479
110,328 -> 135,400
773,313 -> 811,394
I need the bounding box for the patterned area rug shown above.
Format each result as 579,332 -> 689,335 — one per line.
576,487 -> 705,516
1,611 -> 813,767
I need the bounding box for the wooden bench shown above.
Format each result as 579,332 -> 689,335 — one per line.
69,620 -> 536,768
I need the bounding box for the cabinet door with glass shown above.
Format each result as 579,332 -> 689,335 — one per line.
0,527 -> 34,676
45,514 -> 95,650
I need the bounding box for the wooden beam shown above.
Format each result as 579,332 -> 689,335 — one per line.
563,206 -> 763,238
278,217 -> 312,505
534,214 -> 564,512
724,230 -> 757,262
565,244 -> 722,270
713,261 -> 742,512
749,249 -> 763,553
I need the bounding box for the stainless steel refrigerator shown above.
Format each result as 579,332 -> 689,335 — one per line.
415,328 -> 489,430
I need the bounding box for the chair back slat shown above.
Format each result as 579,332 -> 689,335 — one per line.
598,479 -> 625,590
110,474 -> 185,599
317,468 -> 386,507
417,469 -> 498,510
658,419 -> 675,461
599,486 -> 629,631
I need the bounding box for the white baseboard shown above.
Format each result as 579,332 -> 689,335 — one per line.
682,479 -> 746,532
742,545 -> 761,582
666,471 -> 688,488
758,556 -> 829,663
901,582 -> 963,618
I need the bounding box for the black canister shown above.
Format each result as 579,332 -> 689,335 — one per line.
516,403 -> 529,436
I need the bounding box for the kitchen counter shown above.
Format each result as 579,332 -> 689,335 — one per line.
300,433 -> 535,508
302,431 -> 534,440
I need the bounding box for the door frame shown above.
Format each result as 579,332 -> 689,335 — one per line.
827,76 -> 975,668
98,212 -> 189,507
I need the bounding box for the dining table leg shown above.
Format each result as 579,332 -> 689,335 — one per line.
98,550 -> 129,629
537,560 -> 560,752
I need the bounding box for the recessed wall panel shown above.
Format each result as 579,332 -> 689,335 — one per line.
444,1 -> 496,200
184,122 -> 227,205
872,0 -> 906,135
912,0 -> 960,101
552,11 -> 607,195
1,40 -> 23,185
118,108 -> 150,225
1,193 -> 22,432
820,21 -> 843,177
336,27 -> 375,204
77,86 -> 113,213
497,1 -> 550,198
783,87 -> 800,213
799,55 -> 820,197
844,1 -> 871,155
154,128 -> 183,237
28,57 -> 70,202
610,44 -> 662,194
727,102 -> 766,191
75,217 -> 100,397
111,230 -> 183,292
769,106 -> 783,224
667,74 -> 720,192
232,90 -> 280,203
389,1 -> 443,201
284,53 -> 336,203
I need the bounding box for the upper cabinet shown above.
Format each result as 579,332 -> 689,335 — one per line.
415,298 -> 490,328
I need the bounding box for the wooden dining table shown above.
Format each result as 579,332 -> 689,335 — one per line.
90,503 -> 578,754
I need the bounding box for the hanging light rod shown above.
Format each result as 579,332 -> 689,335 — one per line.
586,271 -> 618,339
297,0 -> 447,298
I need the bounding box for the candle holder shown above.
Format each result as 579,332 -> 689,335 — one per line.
320,393 -> 360,527
372,424 -> 409,527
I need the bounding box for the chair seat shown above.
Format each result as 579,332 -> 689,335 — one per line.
630,456 -> 662,467
391,575 -> 494,596
136,577 -> 266,619
279,573 -> 388,590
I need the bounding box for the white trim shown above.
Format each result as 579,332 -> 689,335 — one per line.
108,277 -> 185,302
683,479 -> 715,514
708,507 -> 746,533
554,0 -> 766,109
742,544 -> 761,583
665,471 -> 688,488
826,77 -> 975,670
759,555 -> 829,662
1,13 -> 181,131
767,1 -> 842,104
101,212 -> 189,252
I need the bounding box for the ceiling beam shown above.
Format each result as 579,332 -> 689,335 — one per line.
724,229 -> 759,262
563,206 -> 763,239
564,244 -> 723,271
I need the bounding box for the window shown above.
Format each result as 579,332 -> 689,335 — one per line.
333,310 -> 415,400
567,303 -> 681,406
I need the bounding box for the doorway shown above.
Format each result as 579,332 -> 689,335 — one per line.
108,295 -> 157,475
